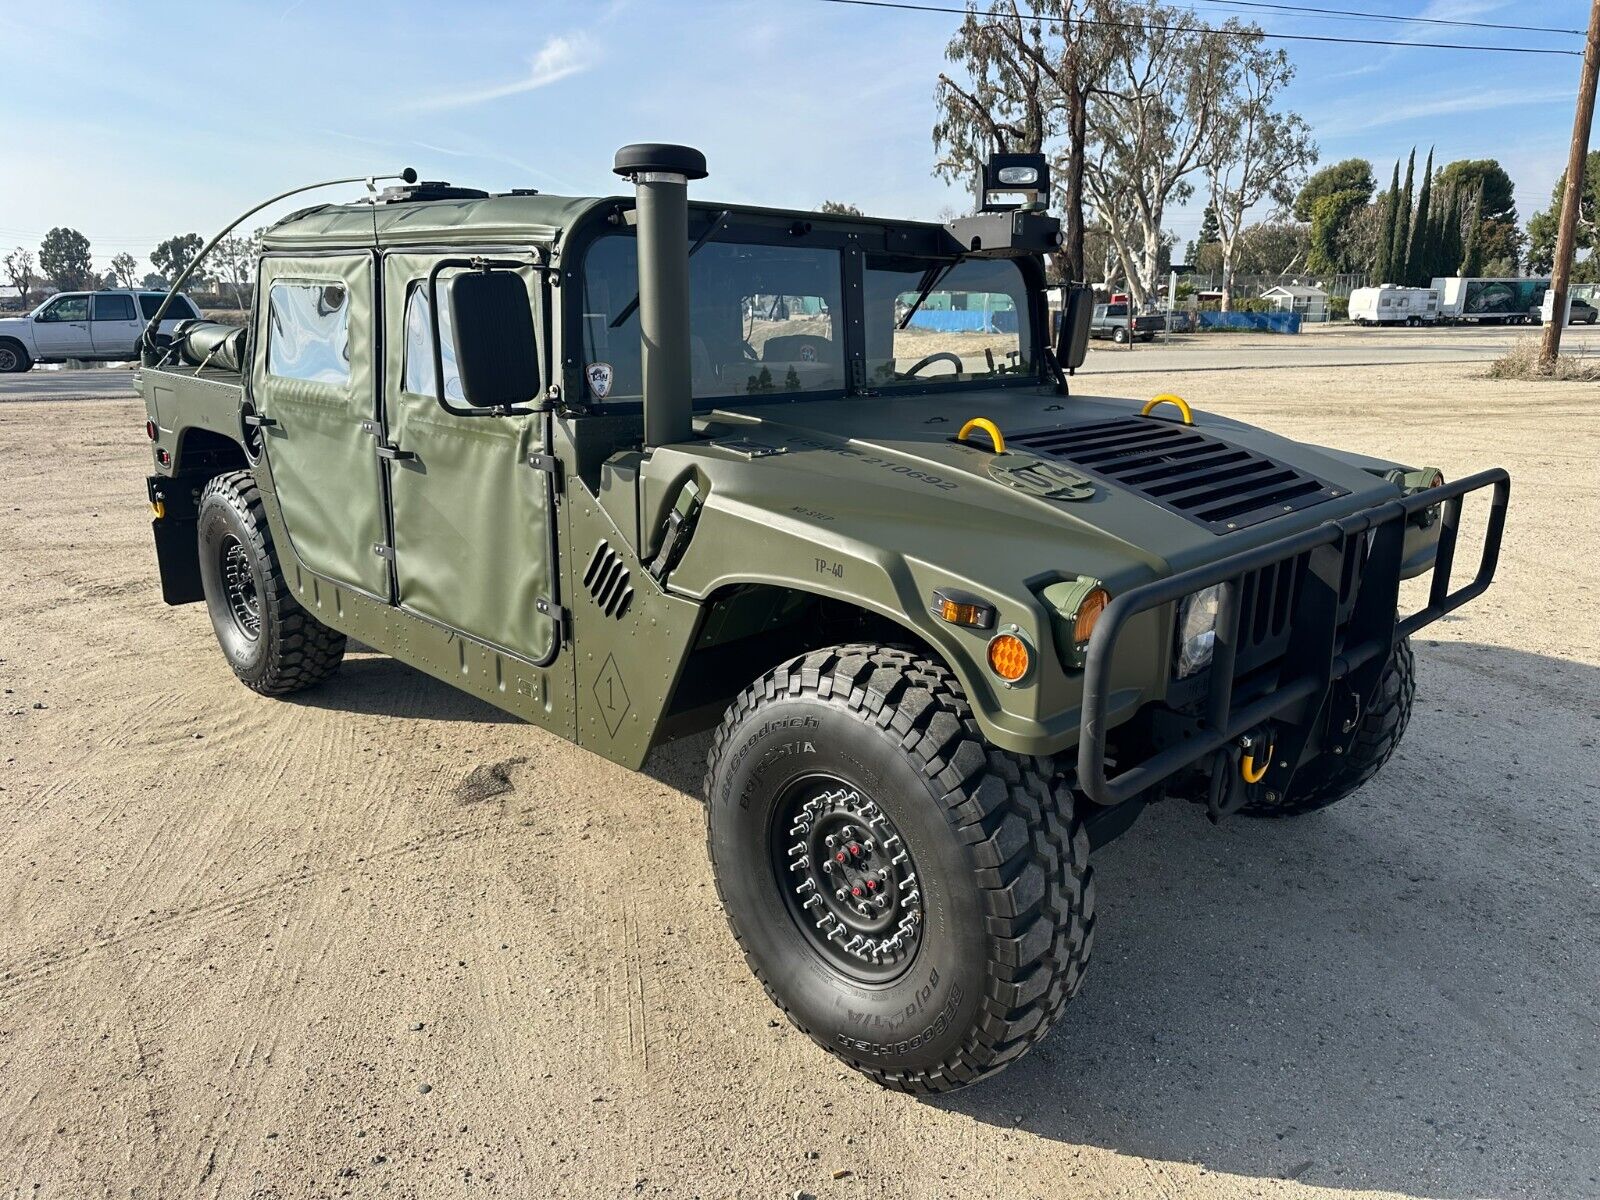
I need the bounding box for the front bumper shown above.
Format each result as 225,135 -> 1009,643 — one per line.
1076,468 -> 1511,806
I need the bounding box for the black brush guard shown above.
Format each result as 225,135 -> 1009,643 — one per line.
1077,468 -> 1511,807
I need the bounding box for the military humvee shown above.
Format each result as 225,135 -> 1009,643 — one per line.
136,144 -> 1508,1093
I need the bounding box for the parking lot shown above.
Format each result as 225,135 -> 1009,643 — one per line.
1,331 -> 1596,1199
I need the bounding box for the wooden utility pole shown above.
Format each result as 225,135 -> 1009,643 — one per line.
1541,0 -> 1600,365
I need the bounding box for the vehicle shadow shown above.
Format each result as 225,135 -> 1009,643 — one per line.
286,651 -> 518,724
936,641 -> 1600,1199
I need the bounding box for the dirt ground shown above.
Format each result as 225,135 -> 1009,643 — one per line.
1,358 -> 1596,1200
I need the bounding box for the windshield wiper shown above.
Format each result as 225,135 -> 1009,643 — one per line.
610,209 -> 731,329
897,255 -> 964,331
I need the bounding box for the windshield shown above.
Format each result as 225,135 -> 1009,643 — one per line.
580,235 -> 844,403
864,256 -> 1033,388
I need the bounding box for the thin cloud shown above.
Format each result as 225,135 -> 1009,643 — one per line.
405,35 -> 593,112
1321,87 -> 1572,135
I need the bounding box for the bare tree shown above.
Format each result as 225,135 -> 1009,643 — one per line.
1082,4 -> 1241,305
931,0 -> 1106,282
1202,35 -> 1316,309
213,230 -> 263,310
111,252 -> 140,289
4,247 -> 35,306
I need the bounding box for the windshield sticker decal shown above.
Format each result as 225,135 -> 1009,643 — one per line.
586,361 -> 614,400
799,344 -> 817,363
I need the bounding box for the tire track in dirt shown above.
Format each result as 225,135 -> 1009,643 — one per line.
0,824 -> 490,1004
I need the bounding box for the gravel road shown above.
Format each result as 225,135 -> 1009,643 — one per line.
0,356 -> 1595,1199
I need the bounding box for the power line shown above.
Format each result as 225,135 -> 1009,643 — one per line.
1182,0 -> 1582,38
815,0 -> 1585,55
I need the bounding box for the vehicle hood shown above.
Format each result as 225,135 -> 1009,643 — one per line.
680,384 -> 1403,594
0,316 -> 31,336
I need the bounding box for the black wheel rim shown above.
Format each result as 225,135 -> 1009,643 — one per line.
771,775 -> 923,984
0,348 -> 15,371
219,535 -> 260,639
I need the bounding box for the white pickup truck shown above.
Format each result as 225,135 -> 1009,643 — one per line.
0,289 -> 202,373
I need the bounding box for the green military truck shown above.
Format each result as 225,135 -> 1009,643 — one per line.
136,145 -> 1508,1094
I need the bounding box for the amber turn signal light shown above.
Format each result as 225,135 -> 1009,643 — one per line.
987,633 -> 1031,682
1073,586 -> 1110,647
930,588 -> 996,630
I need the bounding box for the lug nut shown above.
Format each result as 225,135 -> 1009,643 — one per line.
835,888 -> 848,901
821,861 -> 834,875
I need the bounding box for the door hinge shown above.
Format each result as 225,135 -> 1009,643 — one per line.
360,419 -> 380,435
372,543 -> 395,561
527,451 -> 563,491
535,597 -> 567,626
375,444 -> 416,462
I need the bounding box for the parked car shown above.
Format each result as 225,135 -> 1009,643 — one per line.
0,289 -> 203,373
1089,302 -> 1164,343
1536,292 -> 1599,326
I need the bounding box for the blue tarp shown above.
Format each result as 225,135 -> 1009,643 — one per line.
1196,310 -> 1301,334
907,309 -> 1016,334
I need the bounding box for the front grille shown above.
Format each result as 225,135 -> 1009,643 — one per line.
1006,416 -> 1347,534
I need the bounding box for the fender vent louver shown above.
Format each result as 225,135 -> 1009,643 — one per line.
583,539 -> 633,619
1005,416 -> 1347,534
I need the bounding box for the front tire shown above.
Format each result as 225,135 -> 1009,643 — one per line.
1113,326 -> 1130,344
704,644 -> 1094,1094
0,340 -> 31,373
1242,637 -> 1415,817
197,471 -> 346,695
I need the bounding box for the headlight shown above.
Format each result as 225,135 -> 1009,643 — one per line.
1175,584 -> 1223,678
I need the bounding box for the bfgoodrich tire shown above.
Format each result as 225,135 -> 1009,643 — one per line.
703,644 -> 1094,1094
197,471 -> 346,695
1242,637 -> 1415,817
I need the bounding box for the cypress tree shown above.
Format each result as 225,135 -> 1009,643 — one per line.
1405,148 -> 1433,285
1373,160 -> 1400,284
1391,149 -> 1415,284
1442,188 -> 1464,275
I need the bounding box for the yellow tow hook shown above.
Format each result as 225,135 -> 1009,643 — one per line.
1141,394 -> 1194,424
956,417 -> 1006,454
1239,731 -> 1275,785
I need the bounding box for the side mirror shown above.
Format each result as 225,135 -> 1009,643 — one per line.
1058,285 -> 1093,373
437,267 -> 539,415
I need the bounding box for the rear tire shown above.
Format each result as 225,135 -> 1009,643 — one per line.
197,471 -> 346,695
1242,638 -> 1414,817
0,340 -> 31,373
704,644 -> 1094,1094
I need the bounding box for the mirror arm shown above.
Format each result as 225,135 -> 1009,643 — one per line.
425,255 -> 547,418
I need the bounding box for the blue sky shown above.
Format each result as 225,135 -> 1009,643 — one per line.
0,0 -> 1592,276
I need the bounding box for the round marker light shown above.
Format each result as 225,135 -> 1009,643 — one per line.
987,633 -> 1031,683
1073,586 -> 1110,648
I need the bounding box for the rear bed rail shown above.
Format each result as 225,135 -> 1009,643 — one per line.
1076,468 -> 1510,806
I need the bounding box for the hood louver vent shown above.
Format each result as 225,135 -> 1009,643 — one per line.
1005,416 -> 1346,534
583,540 -> 633,619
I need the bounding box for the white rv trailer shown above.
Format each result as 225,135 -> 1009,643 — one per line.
1347,285 -> 1441,326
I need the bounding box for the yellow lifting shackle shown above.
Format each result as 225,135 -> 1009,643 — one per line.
1141,394 -> 1194,424
956,417 -> 1006,454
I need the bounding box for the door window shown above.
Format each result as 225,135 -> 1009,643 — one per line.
266,282 -> 351,384
92,294 -> 136,321
401,284 -> 463,401
39,296 -> 89,322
